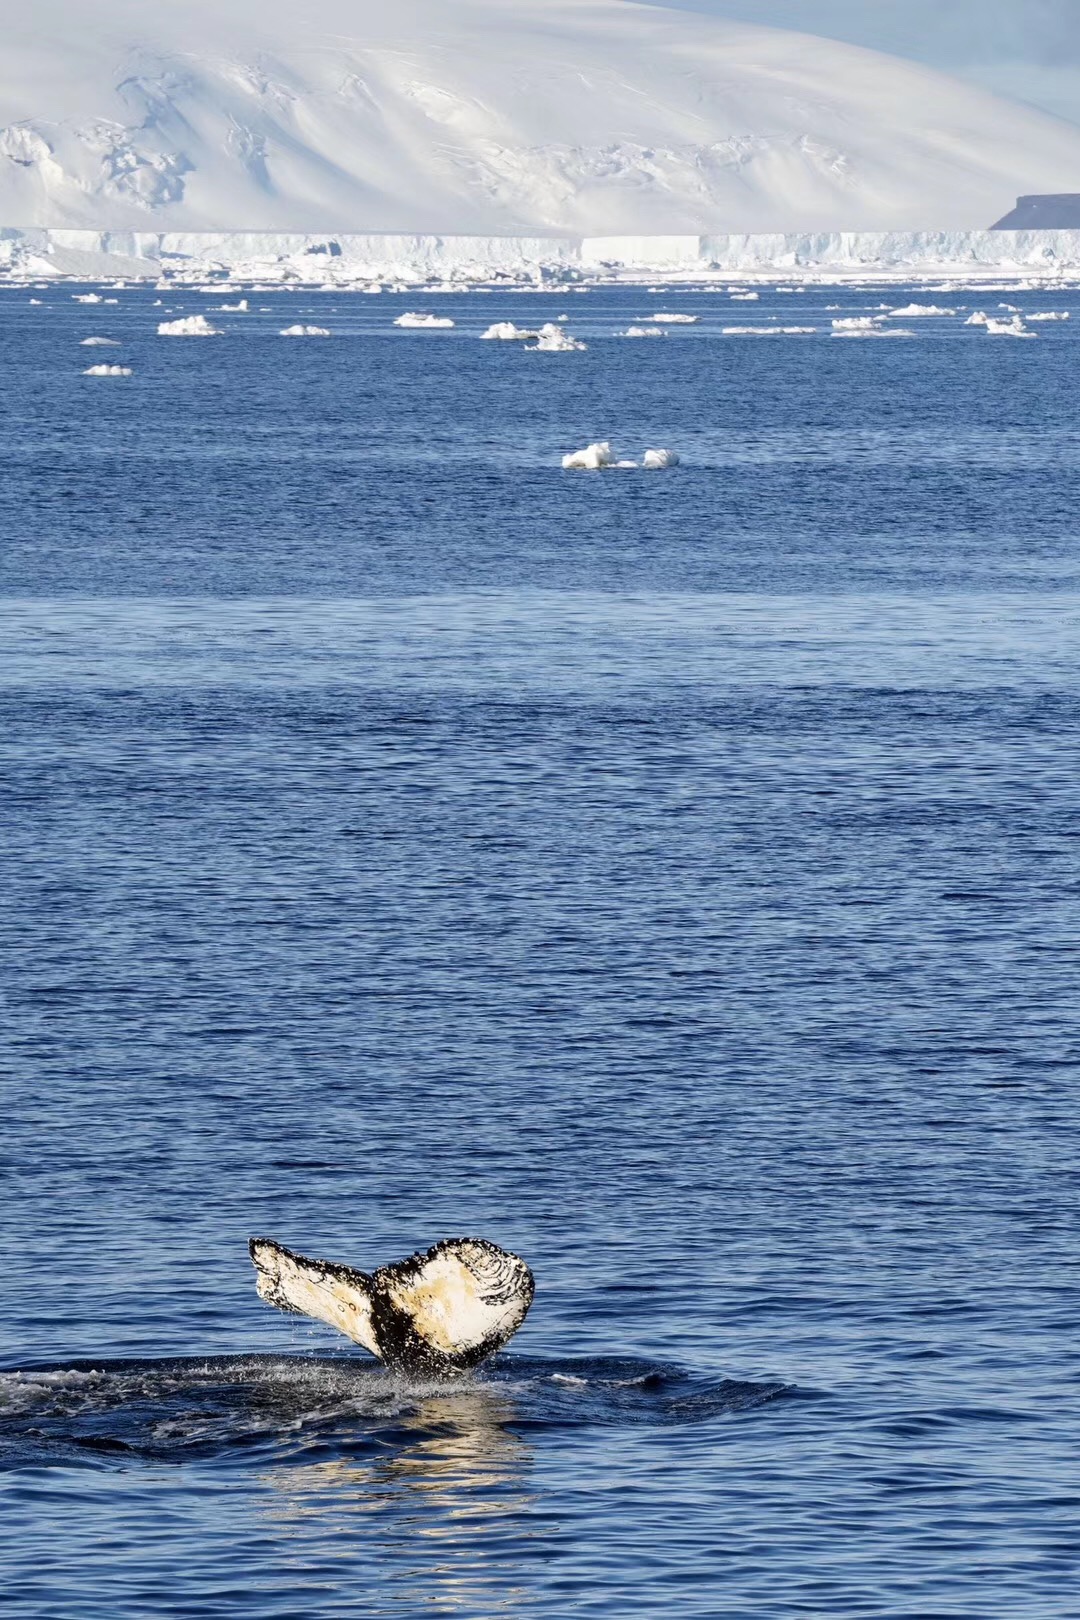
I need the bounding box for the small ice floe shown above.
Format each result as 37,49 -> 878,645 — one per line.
832,316 -> 887,332
480,321 -> 537,341
80,336 -> 120,346
1027,311 -> 1070,322
158,315 -> 223,336
394,312 -> 455,328
722,326 -> 817,335
729,291 -> 760,301
889,303 -> 956,317
622,325 -> 666,338
562,442 -> 620,469
83,364 -> 133,376
651,312 -> 698,324
28,298 -> 42,305
217,299 -> 249,312
527,324 -> 587,351
279,324 -> 331,336
102,298 -> 119,305
561,442 -> 679,470
984,316 -> 1035,338
965,311 -> 989,326
73,293 -> 102,304
998,303 -> 1021,313
834,326 -> 916,338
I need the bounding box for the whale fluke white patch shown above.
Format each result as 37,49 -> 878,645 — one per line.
249,1236 -> 534,1377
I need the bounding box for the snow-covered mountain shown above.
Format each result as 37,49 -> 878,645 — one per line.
4,0 -> 1080,234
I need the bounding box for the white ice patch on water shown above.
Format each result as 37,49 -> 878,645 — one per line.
889,303 -> 957,316
832,316 -> 887,331
651,312 -> 697,323
72,292 -> 102,303
279,324 -> 331,336
622,325 -> 665,337
528,324 -> 586,351
984,316 -> 1035,337
834,327 -> 916,338
394,312 -> 454,328
217,299 -> 248,311
722,326 -> 817,335
562,441 -> 617,469
83,363 -> 133,375
1027,311 -> 1070,321
157,314 -> 222,336
480,321 -> 537,340
562,442 -> 679,469
80,336 -> 120,345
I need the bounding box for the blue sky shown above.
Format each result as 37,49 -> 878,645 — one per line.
647,1 -> 1080,126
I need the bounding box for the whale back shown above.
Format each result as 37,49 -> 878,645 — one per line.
249,1236 -> 533,1377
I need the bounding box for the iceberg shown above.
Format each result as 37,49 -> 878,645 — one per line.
622,326 -> 666,337
651,312 -> 698,323
279,323 -> 331,336
83,363 -> 132,375
832,316 -> 887,331
889,303 -> 957,316
642,449 -> 680,469
157,314 -> 222,335
1027,311 -> 1070,321
80,336 -> 121,346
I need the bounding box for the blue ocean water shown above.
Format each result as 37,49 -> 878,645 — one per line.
1,283 -> 1078,1618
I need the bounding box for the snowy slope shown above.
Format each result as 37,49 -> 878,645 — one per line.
4,0 -> 1080,234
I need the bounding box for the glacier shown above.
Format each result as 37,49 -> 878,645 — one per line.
6,227 -> 1080,285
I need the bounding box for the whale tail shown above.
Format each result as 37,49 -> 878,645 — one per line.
249,1236 -> 534,1378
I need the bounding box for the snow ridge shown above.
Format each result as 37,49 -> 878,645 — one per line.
5,0 -> 1080,236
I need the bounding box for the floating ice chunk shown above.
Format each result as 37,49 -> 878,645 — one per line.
80,336 -> 120,346
889,303 -> 956,317
480,321 -> 538,340
394,312 -> 455,328
1027,311 -> 1070,321
28,298 -> 42,305
998,304 -> 1021,313
651,312 -> 697,323
723,326 -> 817,335
622,326 -> 666,337
83,364 -> 133,376
102,298 -> 119,305
965,311 -> 989,326
642,448 -> 680,469
832,316 -> 887,331
563,441 -> 616,470
833,327 -> 916,338
279,323 -> 331,336
730,291 -> 760,301
218,299 -> 249,311
158,315 -> 223,336
73,293 -> 102,304
984,316 -> 1035,337
528,324 -> 587,351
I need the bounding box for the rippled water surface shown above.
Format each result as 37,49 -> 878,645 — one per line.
1,284 -> 1078,1617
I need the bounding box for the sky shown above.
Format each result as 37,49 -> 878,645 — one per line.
648,1 -> 1080,127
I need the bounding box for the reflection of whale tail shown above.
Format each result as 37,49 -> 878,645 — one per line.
250,1237 -> 534,1378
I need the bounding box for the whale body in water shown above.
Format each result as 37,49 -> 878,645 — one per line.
250,1236 -> 534,1377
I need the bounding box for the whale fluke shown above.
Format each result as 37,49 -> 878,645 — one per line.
249,1236 -> 534,1377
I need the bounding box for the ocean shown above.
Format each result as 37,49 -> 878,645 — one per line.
1,283 -> 1078,1617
